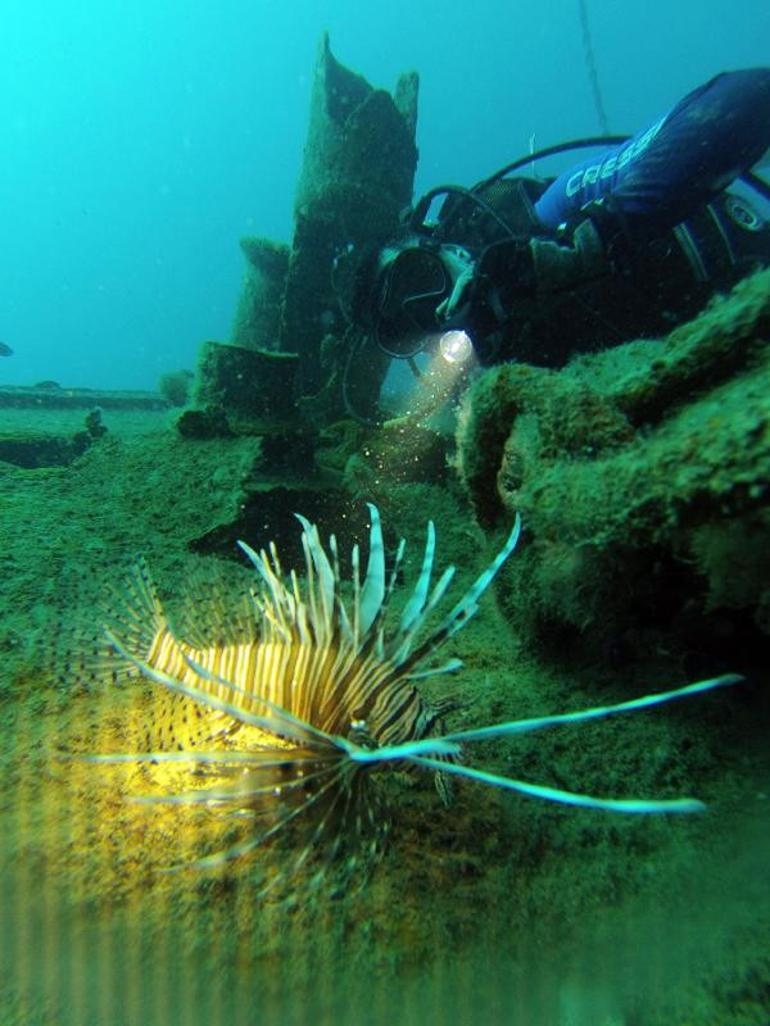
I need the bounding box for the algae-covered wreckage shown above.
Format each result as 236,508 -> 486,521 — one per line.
1,37 -> 770,1026
457,267 -> 770,665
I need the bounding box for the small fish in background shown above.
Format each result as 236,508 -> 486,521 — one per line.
0,341 -> 13,357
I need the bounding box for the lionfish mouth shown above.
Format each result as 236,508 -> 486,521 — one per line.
86,504 -> 741,885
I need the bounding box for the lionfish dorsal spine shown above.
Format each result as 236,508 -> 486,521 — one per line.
289,569 -> 303,617
358,503 -> 385,637
406,657 -> 463,682
433,513 -> 522,642
327,533 -> 351,642
237,540 -> 281,601
398,519 -> 436,636
296,515 -> 336,640
388,563 -> 456,667
386,518 -> 519,674
386,538 -> 406,602
350,542 -> 361,650
366,535 -> 406,661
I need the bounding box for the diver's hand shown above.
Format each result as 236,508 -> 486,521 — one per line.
436,265 -> 475,323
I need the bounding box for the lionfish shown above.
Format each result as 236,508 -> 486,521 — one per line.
90,504 -> 740,886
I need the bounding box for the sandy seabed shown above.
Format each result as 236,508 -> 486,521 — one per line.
0,405 -> 768,1026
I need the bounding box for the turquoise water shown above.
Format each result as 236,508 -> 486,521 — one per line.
2,4 -> 770,1024
0,0 -> 768,390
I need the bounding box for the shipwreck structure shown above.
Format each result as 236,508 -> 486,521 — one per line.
192,34 -> 418,438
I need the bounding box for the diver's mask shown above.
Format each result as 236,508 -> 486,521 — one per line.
372,243 -> 474,358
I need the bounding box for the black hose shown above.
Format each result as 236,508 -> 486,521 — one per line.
472,136 -> 630,192
411,183 -> 525,239
740,169 -> 770,204
341,331 -> 384,428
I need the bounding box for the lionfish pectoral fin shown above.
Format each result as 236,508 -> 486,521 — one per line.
430,693 -> 463,719
129,758 -> 336,807
160,761 -> 347,876
410,756 -> 706,814
345,737 -> 461,763
406,657 -> 463,682
400,673 -> 745,814
74,750 -> 302,767
434,767 -> 454,808
160,833 -> 266,874
443,673 -> 745,745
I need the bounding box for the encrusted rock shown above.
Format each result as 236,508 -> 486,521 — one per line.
456,268 -> 770,660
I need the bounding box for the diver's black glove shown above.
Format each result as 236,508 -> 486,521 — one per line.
476,219 -> 609,301
529,218 -> 609,292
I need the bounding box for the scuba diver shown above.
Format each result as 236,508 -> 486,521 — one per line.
339,67 -> 770,402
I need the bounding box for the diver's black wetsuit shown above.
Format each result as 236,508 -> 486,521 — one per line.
446,69 -> 770,365
466,177 -> 770,366
357,69 -> 770,369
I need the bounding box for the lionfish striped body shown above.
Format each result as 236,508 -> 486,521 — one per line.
94,504 -> 741,884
